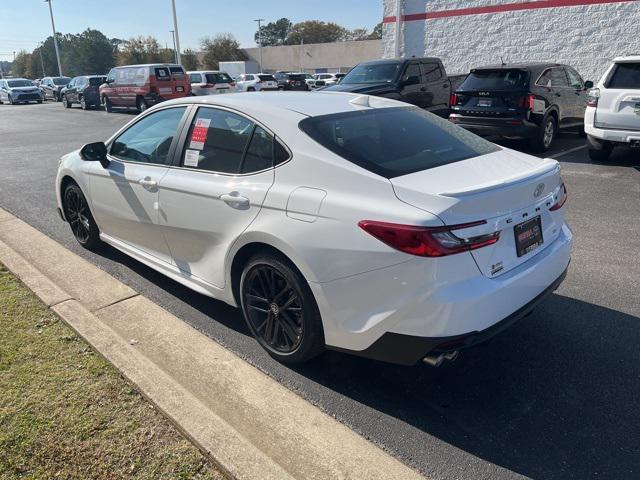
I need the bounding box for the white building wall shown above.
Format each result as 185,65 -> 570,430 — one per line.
383,0 -> 640,80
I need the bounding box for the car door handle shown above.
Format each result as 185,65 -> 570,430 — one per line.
220,193 -> 250,208
138,178 -> 157,188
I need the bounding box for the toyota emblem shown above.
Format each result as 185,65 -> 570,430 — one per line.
534,183 -> 545,198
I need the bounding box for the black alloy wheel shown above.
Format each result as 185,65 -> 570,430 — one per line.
63,184 -> 100,249
240,255 -> 325,363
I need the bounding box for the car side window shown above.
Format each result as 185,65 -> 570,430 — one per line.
402,63 -> 421,83
190,73 -> 201,83
565,67 -> 584,89
550,68 -> 569,88
181,107 -> 254,174
421,63 -> 442,83
110,107 -> 186,165
106,70 -> 115,84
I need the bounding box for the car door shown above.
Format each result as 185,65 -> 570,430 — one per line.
549,67 -> 572,126
0,80 -> 6,101
399,62 -> 424,107
158,106 -> 278,288
565,66 -> 588,123
87,106 -> 188,263
421,61 -> 449,116
66,78 -> 77,102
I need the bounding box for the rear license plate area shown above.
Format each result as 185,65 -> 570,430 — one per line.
514,216 -> 543,257
478,98 -> 493,107
176,86 -> 184,92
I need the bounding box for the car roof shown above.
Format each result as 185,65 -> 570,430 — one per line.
114,64 -> 182,68
613,55 -> 640,63
161,91 -> 405,118
358,58 -> 440,66
472,62 -> 560,71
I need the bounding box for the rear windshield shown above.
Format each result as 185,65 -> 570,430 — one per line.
341,63 -> 401,84
258,74 -> 275,81
287,74 -> 306,80
169,66 -> 185,78
53,77 -> 71,85
299,107 -> 500,179
606,63 -> 640,89
154,67 -> 171,81
460,70 -> 529,91
205,72 -> 233,84
89,77 -> 105,86
7,80 -> 32,87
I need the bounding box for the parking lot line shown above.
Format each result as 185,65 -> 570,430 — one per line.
550,145 -> 588,159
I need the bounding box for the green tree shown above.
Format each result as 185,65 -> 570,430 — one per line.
117,36 -> 163,65
342,28 -> 371,41
11,51 -> 32,77
368,22 -> 383,40
286,21 -> 346,45
200,34 -> 246,70
181,49 -> 200,70
255,18 -> 292,46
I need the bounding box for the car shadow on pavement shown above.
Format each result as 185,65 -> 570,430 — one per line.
91,243 -> 639,479
293,294 -> 640,480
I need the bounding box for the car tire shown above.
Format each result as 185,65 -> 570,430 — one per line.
587,135 -> 613,162
530,115 -> 557,152
37,100 -> 42,104
62,183 -> 101,250
56,92 -> 62,102
80,96 -> 88,110
247,87 -> 255,92
136,97 -> 148,113
102,95 -> 112,113
240,254 -> 325,364
62,95 -> 71,108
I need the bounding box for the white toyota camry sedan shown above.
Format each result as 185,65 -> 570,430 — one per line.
55,92 -> 572,366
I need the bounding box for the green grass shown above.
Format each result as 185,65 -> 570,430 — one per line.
0,265 -> 224,480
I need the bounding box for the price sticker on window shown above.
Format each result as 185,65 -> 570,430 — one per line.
189,118 -> 211,150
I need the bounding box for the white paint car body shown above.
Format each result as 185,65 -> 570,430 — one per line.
55,92 -> 572,365
585,56 -> 640,160
188,71 -> 235,96
235,73 -> 279,92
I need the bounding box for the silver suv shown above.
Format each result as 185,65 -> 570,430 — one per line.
585,56 -> 640,161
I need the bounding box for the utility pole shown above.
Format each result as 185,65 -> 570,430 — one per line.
254,19 -> 264,72
170,30 -> 178,64
13,51 -> 16,61
394,0 -> 403,59
170,0 -> 181,65
299,37 -> 304,72
38,43 -> 46,76
45,0 -> 63,76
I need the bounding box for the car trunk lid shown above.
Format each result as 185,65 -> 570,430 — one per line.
390,149 -> 564,277
595,61 -> 640,131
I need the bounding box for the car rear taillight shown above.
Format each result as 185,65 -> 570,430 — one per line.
586,88 -> 600,108
229,82 -> 236,87
450,93 -> 459,106
549,183 -> 568,211
358,220 -> 500,257
201,83 -> 214,88
517,94 -> 536,110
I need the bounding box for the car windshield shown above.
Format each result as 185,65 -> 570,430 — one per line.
205,72 -> 233,84
288,74 -> 305,81
299,107 -> 500,179
460,70 -> 529,91
53,77 -> 71,85
7,80 -> 32,87
340,63 -> 401,84
607,63 -> 640,89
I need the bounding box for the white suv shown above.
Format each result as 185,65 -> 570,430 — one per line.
585,56 -> 640,161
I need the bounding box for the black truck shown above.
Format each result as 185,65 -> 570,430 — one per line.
321,58 -> 452,117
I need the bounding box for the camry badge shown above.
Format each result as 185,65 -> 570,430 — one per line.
534,183 -> 545,198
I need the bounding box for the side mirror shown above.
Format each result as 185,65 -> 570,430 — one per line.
80,142 -> 109,168
105,78 -> 114,84
584,80 -> 594,89
402,75 -> 420,86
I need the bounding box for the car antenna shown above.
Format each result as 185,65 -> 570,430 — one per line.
500,56 -> 507,66
350,95 -> 371,107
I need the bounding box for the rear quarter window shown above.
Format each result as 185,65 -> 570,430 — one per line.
606,63 -> 640,89
154,67 -> 171,81
299,107 -> 500,179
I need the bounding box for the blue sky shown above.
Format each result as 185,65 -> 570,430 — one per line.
0,0 -> 384,60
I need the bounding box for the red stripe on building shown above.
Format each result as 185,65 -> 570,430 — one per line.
382,0 -> 636,23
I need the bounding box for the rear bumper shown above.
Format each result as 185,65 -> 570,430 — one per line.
585,123 -> 640,146
449,114 -> 539,138
313,222 -> 573,365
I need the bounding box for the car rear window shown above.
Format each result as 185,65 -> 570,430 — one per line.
460,69 -> 529,91
299,107 -> 500,179
606,63 -> 640,89
154,67 -> 171,81
258,75 -> 275,81
170,66 -> 185,78
89,77 -> 105,86
205,73 -> 233,84
287,74 -> 305,81
53,77 -> 71,85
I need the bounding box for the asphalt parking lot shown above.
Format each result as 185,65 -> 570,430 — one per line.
1,101 -> 639,480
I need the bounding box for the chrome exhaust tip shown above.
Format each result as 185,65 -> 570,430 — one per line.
422,350 -> 459,367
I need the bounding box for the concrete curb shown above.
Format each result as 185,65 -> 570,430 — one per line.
0,208 -> 426,480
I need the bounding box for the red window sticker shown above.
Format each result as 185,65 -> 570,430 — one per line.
189,118 -> 211,150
